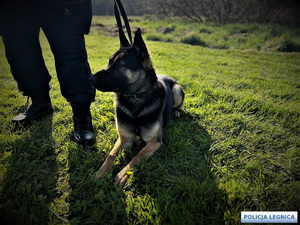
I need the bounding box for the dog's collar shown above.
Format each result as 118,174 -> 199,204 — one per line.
123,87 -> 154,101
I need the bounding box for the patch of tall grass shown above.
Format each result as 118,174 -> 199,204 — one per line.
128,17 -> 300,52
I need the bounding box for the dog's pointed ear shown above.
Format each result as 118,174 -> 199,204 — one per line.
133,28 -> 152,69
133,28 -> 149,59
119,27 -> 130,47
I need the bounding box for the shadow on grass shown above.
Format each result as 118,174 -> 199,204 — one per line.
125,112 -> 228,224
0,116 -> 58,225
68,111 -> 228,224
67,144 -> 128,224
0,111 -> 228,224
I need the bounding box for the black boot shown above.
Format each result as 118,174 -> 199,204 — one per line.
71,102 -> 96,146
12,93 -> 53,126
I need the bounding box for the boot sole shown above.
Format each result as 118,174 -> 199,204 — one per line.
12,108 -> 54,129
73,131 -> 96,146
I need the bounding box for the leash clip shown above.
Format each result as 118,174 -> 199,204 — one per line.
133,95 -> 140,101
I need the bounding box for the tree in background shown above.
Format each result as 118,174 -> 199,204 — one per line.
91,0 -> 141,16
92,0 -> 113,15
92,0 -> 300,26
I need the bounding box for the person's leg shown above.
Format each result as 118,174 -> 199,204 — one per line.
37,0 -> 95,103
37,0 -> 96,145
0,0 -> 53,125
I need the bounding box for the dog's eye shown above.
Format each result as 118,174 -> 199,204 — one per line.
116,61 -> 124,68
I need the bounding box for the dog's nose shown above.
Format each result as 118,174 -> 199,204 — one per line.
89,75 -> 96,84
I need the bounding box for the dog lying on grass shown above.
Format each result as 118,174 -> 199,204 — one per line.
90,28 -> 184,187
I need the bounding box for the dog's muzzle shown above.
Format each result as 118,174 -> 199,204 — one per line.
89,70 -> 112,92
90,70 -> 105,88
89,74 -> 97,86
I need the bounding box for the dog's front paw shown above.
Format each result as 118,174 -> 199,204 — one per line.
114,166 -> 132,187
172,109 -> 181,118
95,162 -> 113,180
95,168 -> 106,180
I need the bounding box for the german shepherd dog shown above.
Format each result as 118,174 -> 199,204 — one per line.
90,28 -> 184,186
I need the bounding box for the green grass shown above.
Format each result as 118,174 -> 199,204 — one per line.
123,17 -> 300,52
0,16 -> 300,224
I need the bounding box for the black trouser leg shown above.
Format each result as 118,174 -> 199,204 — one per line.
37,0 -> 95,103
1,1 -> 51,96
37,1 -> 96,144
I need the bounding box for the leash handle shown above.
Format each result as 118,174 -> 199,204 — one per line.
114,0 -> 132,45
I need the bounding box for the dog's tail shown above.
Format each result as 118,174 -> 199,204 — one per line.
172,84 -> 185,117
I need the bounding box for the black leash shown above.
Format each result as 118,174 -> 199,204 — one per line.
114,0 -> 132,45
